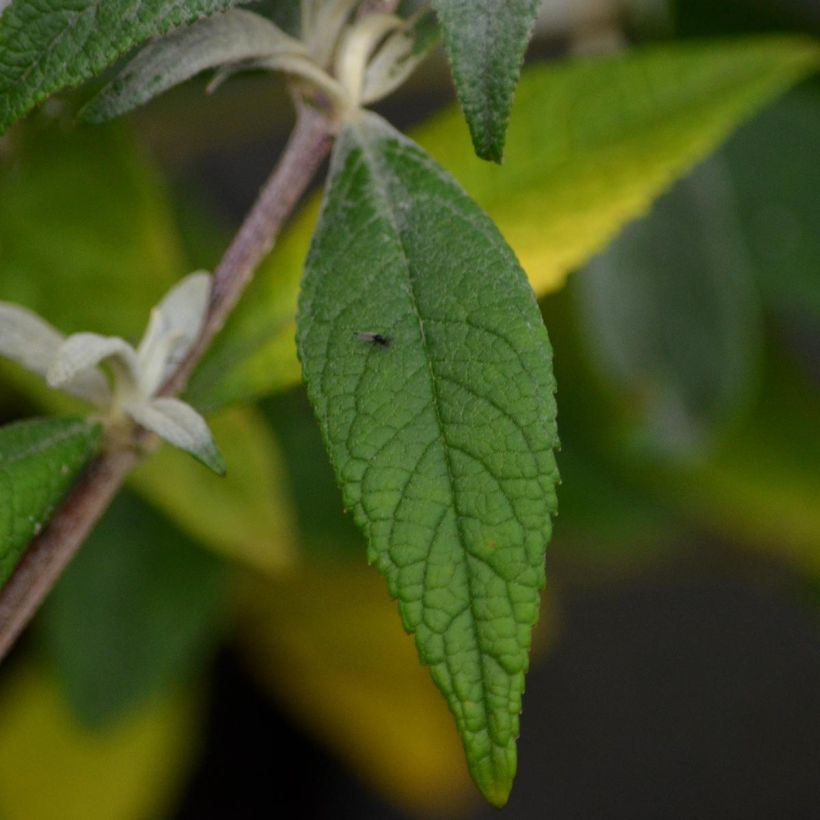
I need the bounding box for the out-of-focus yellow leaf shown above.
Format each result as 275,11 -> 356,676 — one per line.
238,563 -> 476,815
0,663 -> 197,820
424,37 -> 819,296
130,405 -> 297,575
191,36 -> 819,412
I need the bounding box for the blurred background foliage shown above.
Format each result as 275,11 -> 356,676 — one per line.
1,0 -> 820,817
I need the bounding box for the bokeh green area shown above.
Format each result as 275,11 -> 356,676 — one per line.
1,7 -> 820,819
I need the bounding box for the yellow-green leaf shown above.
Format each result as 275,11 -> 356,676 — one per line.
420,36 -> 819,297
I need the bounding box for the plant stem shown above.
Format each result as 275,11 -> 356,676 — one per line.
163,101 -> 336,397
0,101 -> 336,660
0,449 -> 139,656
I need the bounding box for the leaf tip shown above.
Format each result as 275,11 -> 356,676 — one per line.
199,444 -> 226,477
476,771 -> 513,809
468,742 -> 517,808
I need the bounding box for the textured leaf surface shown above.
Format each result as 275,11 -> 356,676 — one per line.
430,0 -> 540,161
0,663 -> 198,820
40,492 -> 226,726
0,417 -> 101,587
193,36 -> 819,412
0,0 -> 246,133
297,111 -> 559,806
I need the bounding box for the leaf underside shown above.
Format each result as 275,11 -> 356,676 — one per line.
82,8 -> 284,122
297,111 -> 559,806
0,0 -> 246,134
430,0 -> 540,162
0,417 -> 101,586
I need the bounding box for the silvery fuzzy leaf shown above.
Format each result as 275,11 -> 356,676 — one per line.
83,9 -> 305,123
137,271 -> 212,396
0,303 -> 111,405
128,397 -> 225,475
304,0 -> 362,68
334,12 -> 403,103
361,10 -> 439,105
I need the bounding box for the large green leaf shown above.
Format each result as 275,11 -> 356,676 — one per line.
296,111 -> 559,806
0,0 -> 246,134
430,0 -> 540,162
0,417 -> 101,587
193,36 -> 819,412
40,491 -> 227,727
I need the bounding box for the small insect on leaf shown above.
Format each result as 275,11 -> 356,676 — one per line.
355,332 -> 391,348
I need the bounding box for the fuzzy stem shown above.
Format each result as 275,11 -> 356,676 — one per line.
0,101 -> 336,660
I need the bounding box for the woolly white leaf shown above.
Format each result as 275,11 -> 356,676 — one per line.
83,9 -> 305,122
0,303 -> 65,380
48,333 -> 139,401
361,11 -> 438,105
0,304 -> 111,405
305,0 -> 361,68
334,13 -> 403,105
129,397 -> 225,475
137,271 -> 212,395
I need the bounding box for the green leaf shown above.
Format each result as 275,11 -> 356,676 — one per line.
40,491 -> 227,727
575,155 -> 761,459
430,0 -> 540,162
192,36 -> 819,412
0,417 -> 101,587
0,0 -> 247,134
296,111 -> 559,807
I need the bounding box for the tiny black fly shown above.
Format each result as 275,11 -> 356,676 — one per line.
355,331 -> 391,348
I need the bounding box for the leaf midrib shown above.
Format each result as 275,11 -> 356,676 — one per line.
353,119 -> 505,761
0,421 -> 92,468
